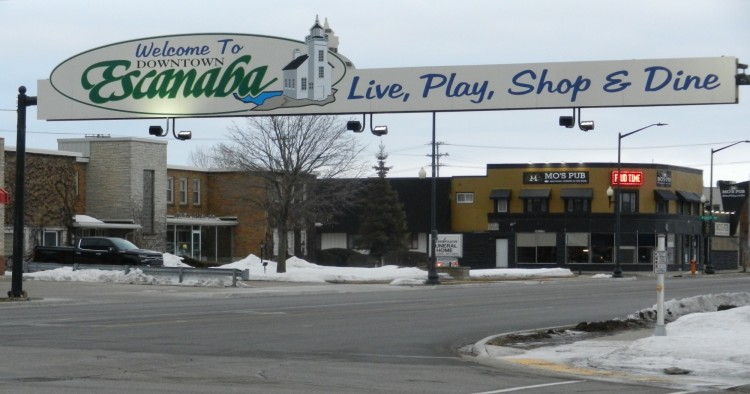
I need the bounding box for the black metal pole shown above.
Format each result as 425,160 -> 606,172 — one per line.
705,140 -> 750,274
706,150 -> 715,274
10,86 -> 36,298
613,133 -> 623,278
612,123 -> 666,278
426,112 -> 440,285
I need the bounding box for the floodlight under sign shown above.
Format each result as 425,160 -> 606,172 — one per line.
149,125 -> 165,136
372,125 -> 388,136
346,120 -> 363,132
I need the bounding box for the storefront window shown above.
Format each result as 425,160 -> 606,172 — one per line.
516,232 -> 556,263
566,233 -> 589,263
591,233 -> 613,263
167,224 -> 234,263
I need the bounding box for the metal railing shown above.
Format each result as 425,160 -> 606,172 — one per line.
22,262 -> 249,287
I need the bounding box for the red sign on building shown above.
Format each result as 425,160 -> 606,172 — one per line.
611,170 -> 644,186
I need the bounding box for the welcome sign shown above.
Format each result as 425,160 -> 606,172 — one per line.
37,19 -> 740,120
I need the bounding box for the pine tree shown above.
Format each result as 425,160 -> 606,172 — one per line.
357,144 -> 409,258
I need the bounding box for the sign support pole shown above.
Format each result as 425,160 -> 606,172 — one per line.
654,233 -> 667,336
9,87 -> 36,298
426,112 -> 440,285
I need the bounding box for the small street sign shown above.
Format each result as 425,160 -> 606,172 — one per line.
654,251 -> 668,274
700,215 -> 718,221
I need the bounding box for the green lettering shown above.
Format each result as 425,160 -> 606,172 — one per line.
216,55 -> 252,97
191,68 -> 220,97
82,60 -> 136,104
237,65 -> 277,96
80,55 -> 279,103
132,70 -> 157,99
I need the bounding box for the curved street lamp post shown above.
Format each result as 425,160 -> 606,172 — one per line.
612,123 -> 667,278
705,140 -> 750,274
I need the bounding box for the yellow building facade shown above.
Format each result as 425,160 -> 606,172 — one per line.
450,163 -> 705,272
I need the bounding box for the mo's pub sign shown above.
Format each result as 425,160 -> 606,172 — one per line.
524,171 -> 589,184
38,18 -> 740,120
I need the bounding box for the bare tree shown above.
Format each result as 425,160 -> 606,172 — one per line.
188,146 -> 219,168
208,115 -> 367,272
5,152 -> 79,251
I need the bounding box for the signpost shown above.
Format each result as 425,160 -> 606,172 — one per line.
653,234 -> 667,336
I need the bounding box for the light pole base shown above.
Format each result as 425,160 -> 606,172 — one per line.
654,324 -> 667,337
612,268 -> 623,278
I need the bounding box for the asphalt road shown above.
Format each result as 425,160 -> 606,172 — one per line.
1,274 -> 747,393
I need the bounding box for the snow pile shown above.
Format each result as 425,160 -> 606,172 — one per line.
631,292 -> 750,322
470,268 -> 573,279
588,305 -> 750,384
17,253 -> 576,287
215,254 -> 431,283
503,292 -> 750,390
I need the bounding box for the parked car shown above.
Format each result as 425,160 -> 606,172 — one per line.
32,237 -> 163,266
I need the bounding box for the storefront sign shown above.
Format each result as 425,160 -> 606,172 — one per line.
611,170 -> 644,186
718,181 -> 748,235
715,222 -> 731,237
523,171 -> 589,184
36,19 -> 740,120
656,170 -> 672,187
432,234 -> 463,258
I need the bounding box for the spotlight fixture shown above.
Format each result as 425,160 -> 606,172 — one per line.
559,116 -> 574,128
372,125 -> 388,136
346,120 -> 363,132
737,63 -> 750,85
148,125 -> 166,136
558,108 -> 595,131
579,120 -> 595,132
346,114 -> 388,136
149,118 -> 192,140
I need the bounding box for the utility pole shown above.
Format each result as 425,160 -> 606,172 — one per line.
426,141 -> 449,177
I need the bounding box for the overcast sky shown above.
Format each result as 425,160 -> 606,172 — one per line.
2,0 -> 749,185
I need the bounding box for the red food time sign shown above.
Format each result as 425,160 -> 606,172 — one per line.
611,170 -> 644,186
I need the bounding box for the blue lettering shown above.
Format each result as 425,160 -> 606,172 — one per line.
508,70 -> 536,95
421,73 -> 448,97
134,41 -> 210,58
347,76 -> 406,100
604,70 -> 631,92
420,73 -> 492,103
508,69 -> 590,102
347,76 -> 364,99
644,66 -> 720,92
645,66 -> 671,91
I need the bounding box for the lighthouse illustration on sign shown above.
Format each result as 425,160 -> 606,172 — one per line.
233,16 -> 339,109
282,16 -> 334,101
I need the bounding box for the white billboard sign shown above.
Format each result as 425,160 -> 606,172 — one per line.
37,21 -> 740,120
433,234 -> 463,258
715,222 -> 731,237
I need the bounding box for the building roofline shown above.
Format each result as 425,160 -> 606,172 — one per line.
485,162 -> 702,175
5,146 -> 83,158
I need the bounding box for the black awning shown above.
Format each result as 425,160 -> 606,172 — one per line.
559,188 -> 593,199
654,189 -> 678,200
519,188 -> 551,198
489,189 -> 511,199
676,190 -> 702,202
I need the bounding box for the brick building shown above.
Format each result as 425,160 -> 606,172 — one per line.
2,137 -> 745,273
3,136 -> 267,263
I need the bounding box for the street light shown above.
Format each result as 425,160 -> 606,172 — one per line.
419,113 -> 440,285
612,123 -> 667,278
705,140 -> 750,274
701,194 -> 708,273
